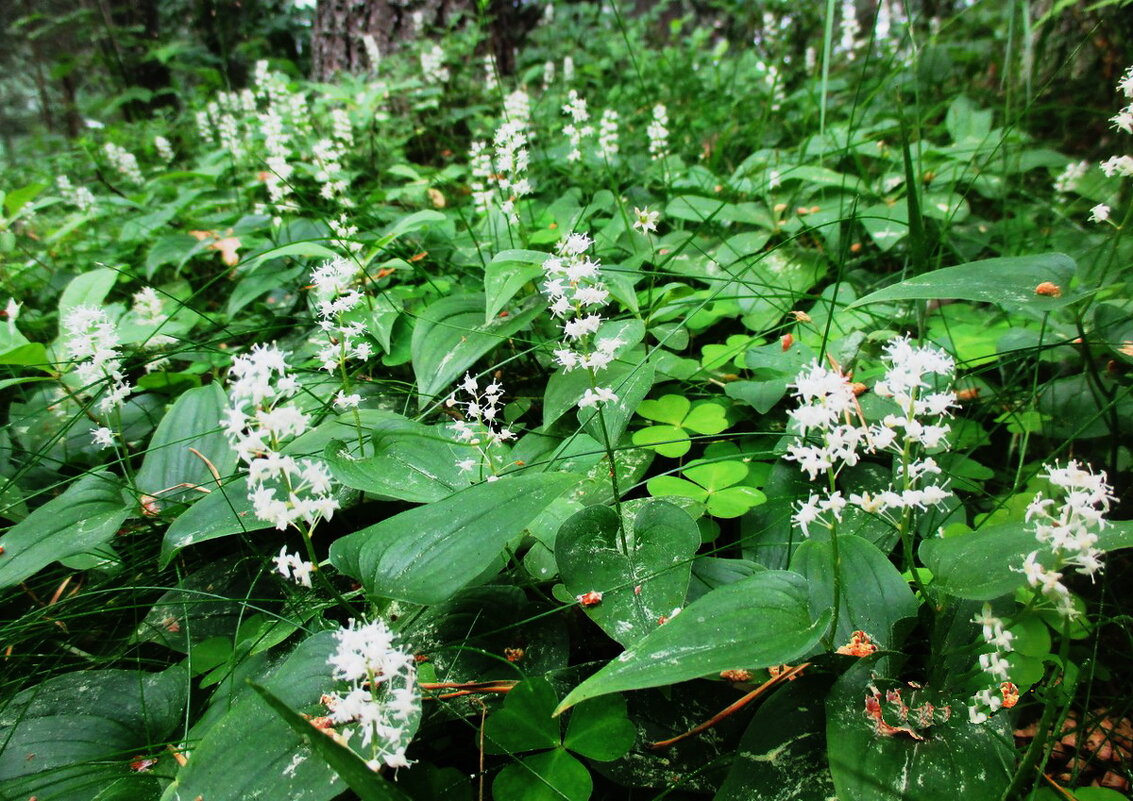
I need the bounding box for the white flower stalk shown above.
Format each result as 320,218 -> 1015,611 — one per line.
63,306 -> 134,415
420,44 -> 450,84
154,136 -> 175,164
1017,461 -> 1115,617
1053,160 -> 1089,194
483,54 -> 498,92
221,344 -> 339,531
1097,65 -> 1133,193
647,104 -> 669,160
967,604 -> 1016,724
324,619 -> 420,770
838,0 -> 862,60
310,257 -> 373,373
787,338 -> 956,537
562,55 -> 574,84
542,233 -> 620,409
331,108 -> 354,148
470,99 -> 533,222
597,109 -> 620,161
562,90 -> 593,163
446,373 -> 516,480
313,138 -> 351,206
55,176 -> 95,211
328,214 -> 364,253
542,59 -> 555,90
102,143 -> 143,185
362,34 -> 381,73
131,287 -> 165,325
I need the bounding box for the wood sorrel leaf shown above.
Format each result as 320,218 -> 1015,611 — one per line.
492,748 -> 592,801
562,695 -> 635,761
329,471 -> 578,605
556,501 -> 700,647
555,570 -> 829,714
484,678 -> 561,755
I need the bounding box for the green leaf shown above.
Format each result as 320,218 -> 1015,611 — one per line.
632,424 -> 691,458
563,696 -> 635,761
826,659 -> 1013,801
241,241 -> 339,271
165,631 -> 351,801
682,402 -> 729,435
0,667 -> 187,801
637,395 -> 690,427
792,534 -> 918,649
0,471 -> 129,589
160,479 -> 270,567
59,267 -> 118,319
556,501 -> 700,647
920,520 -> 1133,600
135,383 -> 236,503
325,432 -> 471,503
4,182 -> 47,218
329,472 -> 577,604
849,253 -> 1079,311
713,674 -> 836,801
411,293 -> 543,406
492,749 -> 592,801
250,682 -> 412,801
556,570 -> 829,713
485,249 -> 547,322
484,679 -> 562,755
578,364 -> 655,446
705,485 -> 766,519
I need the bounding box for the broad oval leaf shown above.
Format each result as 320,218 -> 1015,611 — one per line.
135,383 -> 236,504
0,667 -> 187,801
826,658 -> 1013,801
160,479 -> 270,567
325,432 -> 472,504
555,570 -> 829,713
555,501 -> 700,647
411,293 -> 543,406
920,520 -> 1133,600
329,472 -> 578,605
849,253 -> 1078,311
792,534 -> 918,649
0,471 -> 130,589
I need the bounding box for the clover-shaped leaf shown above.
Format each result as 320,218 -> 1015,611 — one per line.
647,460 -> 766,518
700,334 -> 756,372
633,395 -> 730,457
484,679 -> 634,801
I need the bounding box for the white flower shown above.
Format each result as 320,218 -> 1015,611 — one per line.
647,104 -> 669,160
633,207 -> 659,234
1089,204 -> 1111,223
272,547 -> 314,588
579,386 -> 618,408
91,426 -> 115,448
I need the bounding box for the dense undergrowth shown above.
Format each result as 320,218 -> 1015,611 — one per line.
1,2 -> 1132,800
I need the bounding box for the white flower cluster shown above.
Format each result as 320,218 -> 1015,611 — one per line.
597,109 -> 620,161
154,135 -> 175,164
563,55 -> 575,83
362,34 -> 381,72
562,89 -> 593,162
1053,160 -> 1089,194
838,0 -> 862,60
220,344 -> 339,531
483,54 -> 498,92
968,603 -> 1015,724
131,287 -> 165,325
789,338 -> 955,536
446,373 -> 516,478
1018,460 -> 1115,616
310,257 -> 373,373
64,306 -> 134,416
420,44 -> 450,84
55,176 -> 95,211
470,110 -> 533,222
331,108 -> 354,149
325,619 -> 420,770
1100,65 -> 1133,180
313,138 -> 351,206
647,104 -> 669,160
102,143 -> 143,185
542,233 -> 621,408
272,546 -> 314,588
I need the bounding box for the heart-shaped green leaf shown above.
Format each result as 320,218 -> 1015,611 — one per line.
556,501 -> 700,646
636,394 -> 690,426
632,424 -> 691,458
682,402 -> 730,435
563,695 -> 635,761
492,748 -> 592,801
484,679 -> 561,755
